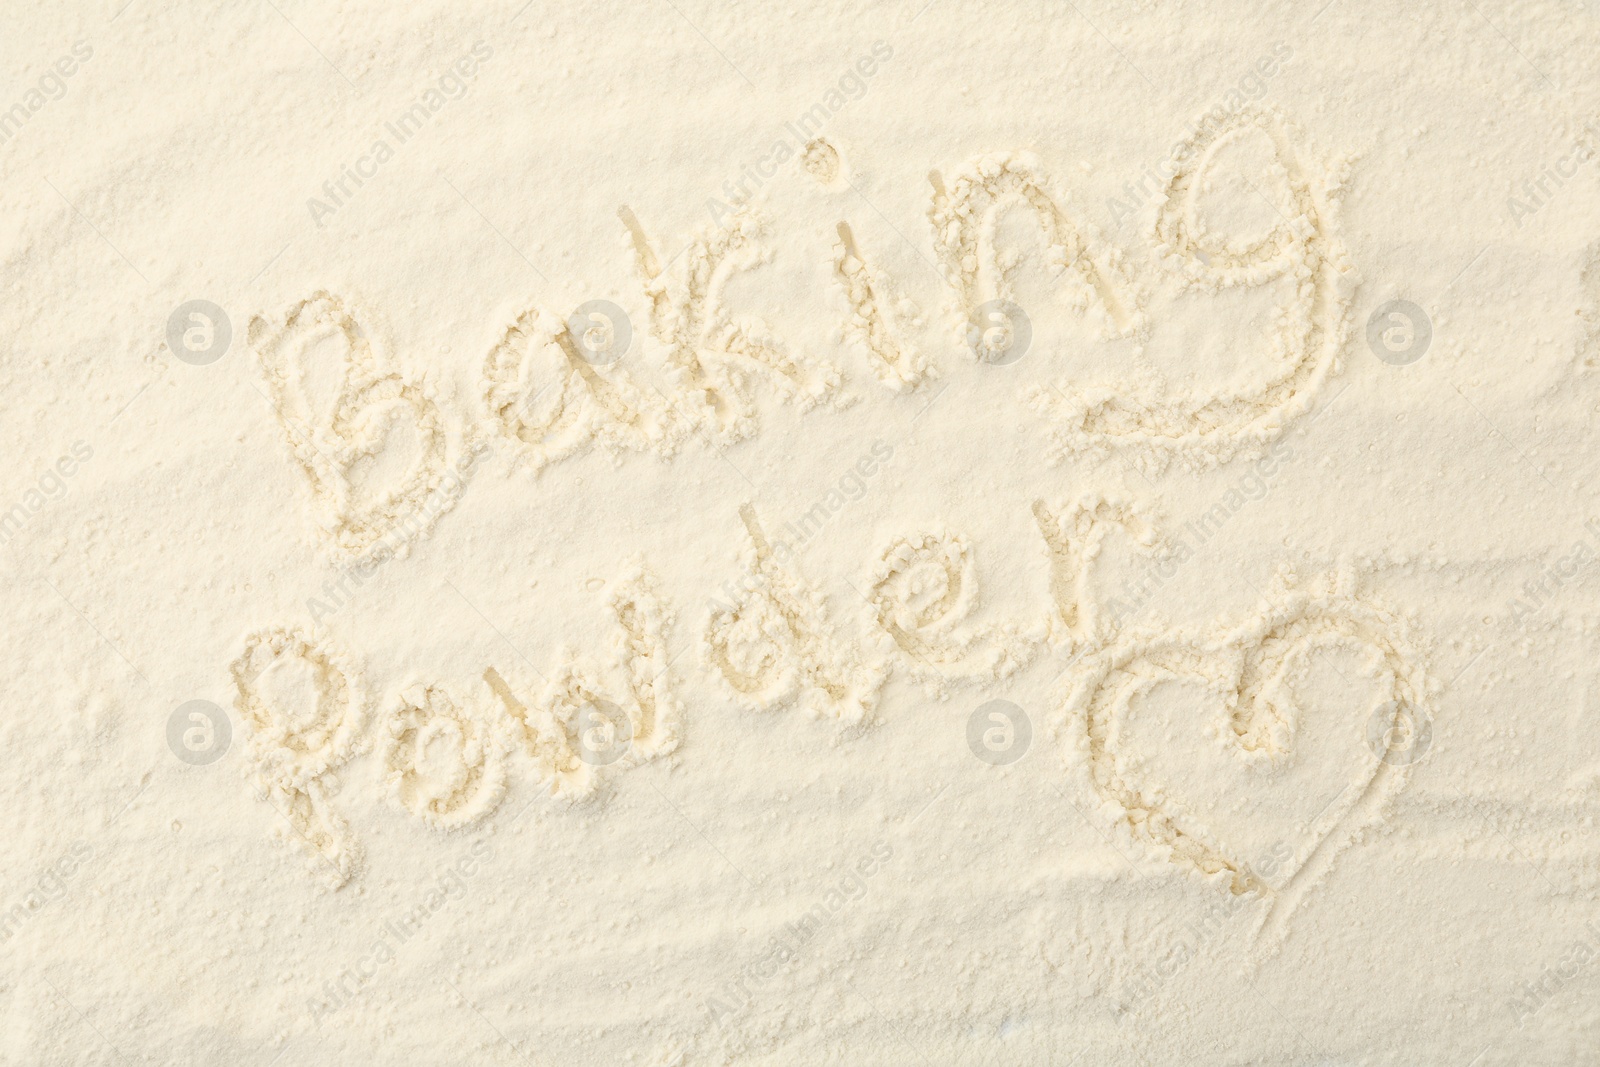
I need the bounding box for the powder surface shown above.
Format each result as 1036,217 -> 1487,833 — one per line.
3,3 -> 1599,1065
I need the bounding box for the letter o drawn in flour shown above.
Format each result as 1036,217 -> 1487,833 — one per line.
967,699 -> 1032,766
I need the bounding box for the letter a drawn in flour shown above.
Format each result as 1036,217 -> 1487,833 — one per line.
705,504 -> 883,723
1030,108 -> 1361,469
231,627 -> 369,886
619,206 -> 844,444
249,292 -> 456,555
482,305 -> 679,473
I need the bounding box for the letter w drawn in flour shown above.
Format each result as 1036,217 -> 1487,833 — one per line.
482,561 -> 681,799
618,206 -> 843,443
1031,108 -> 1360,468
250,293 -> 454,555
705,504 -> 883,723
482,306 -> 678,472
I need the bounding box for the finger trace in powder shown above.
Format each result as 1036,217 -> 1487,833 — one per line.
865,527 -> 1040,692
620,206 -> 844,444
802,138 -> 843,186
832,220 -> 930,391
1061,568 -> 1432,943
249,292 -> 454,556
1033,493 -> 1164,648
231,626 -> 369,886
1579,240 -> 1600,370
481,305 -> 678,472
383,682 -> 509,830
930,152 -> 1139,342
1033,108 -> 1360,470
484,561 -> 681,798
705,504 -> 884,723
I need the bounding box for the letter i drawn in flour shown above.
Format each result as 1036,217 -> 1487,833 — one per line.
481,305 -> 678,473
618,205 -> 844,444
832,221 -> 930,391
705,504 -> 883,724
248,292 -> 456,556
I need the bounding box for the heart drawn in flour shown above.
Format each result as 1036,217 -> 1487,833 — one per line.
1063,571 -> 1432,935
